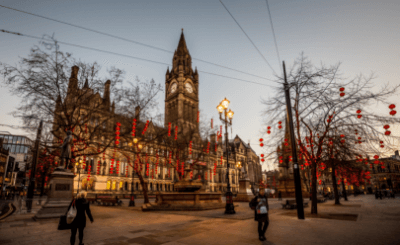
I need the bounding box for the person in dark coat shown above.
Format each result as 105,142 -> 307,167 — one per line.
278,191 -> 282,201
67,191 -> 94,245
249,186 -> 269,241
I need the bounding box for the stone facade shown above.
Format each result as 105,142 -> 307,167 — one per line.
52,31 -> 262,197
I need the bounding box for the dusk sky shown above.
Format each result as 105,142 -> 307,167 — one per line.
1,0 -> 399,171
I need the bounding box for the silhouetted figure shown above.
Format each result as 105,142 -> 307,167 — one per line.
67,191 -> 93,245
278,191 -> 282,201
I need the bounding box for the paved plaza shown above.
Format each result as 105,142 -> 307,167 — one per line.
0,195 -> 400,245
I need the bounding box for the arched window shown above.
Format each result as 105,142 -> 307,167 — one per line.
106,180 -> 111,190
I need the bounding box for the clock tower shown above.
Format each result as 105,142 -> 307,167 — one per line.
165,30 -> 199,134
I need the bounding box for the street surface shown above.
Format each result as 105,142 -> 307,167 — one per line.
0,195 -> 399,245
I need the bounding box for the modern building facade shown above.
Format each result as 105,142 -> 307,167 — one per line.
0,132 -> 32,194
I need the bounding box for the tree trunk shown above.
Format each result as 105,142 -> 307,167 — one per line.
341,178 -> 348,201
40,172 -> 46,197
331,164 -> 340,205
137,172 -> 149,204
311,160 -> 318,214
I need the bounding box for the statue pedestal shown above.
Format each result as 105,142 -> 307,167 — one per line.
34,168 -> 74,220
233,178 -> 255,202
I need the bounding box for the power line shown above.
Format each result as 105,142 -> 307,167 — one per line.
218,0 -> 277,75
1,29 -> 277,87
0,4 -> 275,82
265,0 -> 281,71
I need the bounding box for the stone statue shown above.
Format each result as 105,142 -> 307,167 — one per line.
241,166 -> 248,179
60,130 -> 73,169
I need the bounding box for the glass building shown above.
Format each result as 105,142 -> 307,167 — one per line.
0,133 -> 32,154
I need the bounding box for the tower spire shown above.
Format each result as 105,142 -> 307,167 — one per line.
172,29 -> 193,75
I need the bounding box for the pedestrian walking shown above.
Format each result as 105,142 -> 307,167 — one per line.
67,191 -> 94,245
249,186 -> 269,241
278,191 -> 282,201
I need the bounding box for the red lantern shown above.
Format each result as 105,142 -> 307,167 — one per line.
278,121 -> 282,124
340,92 -> 345,97
340,139 -> 345,143
380,145 -> 384,148
260,143 -> 264,147
261,158 -> 265,162
267,126 -> 271,129
385,131 -> 391,136
384,125 -> 390,130
259,138 -> 263,142
374,155 -> 379,159
390,110 -> 397,116
340,134 -> 345,138
356,110 -> 361,114
267,130 -> 271,134
339,87 -> 345,92
357,115 -> 362,119
261,154 -> 264,157
389,104 -> 396,110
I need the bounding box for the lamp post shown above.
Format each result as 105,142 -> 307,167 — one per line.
76,159 -> 83,194
129,138 -> 142,207
217,97 -> 235,214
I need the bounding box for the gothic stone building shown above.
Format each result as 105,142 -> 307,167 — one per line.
54,31 -> 262,196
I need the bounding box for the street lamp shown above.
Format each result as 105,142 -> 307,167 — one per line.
130,138 -> 142,207
216,97 -> 235,214
76,159 -> 83,194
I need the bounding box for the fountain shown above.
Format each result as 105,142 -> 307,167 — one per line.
142,163 -> 225,211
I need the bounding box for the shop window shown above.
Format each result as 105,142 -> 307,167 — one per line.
119,181 -> 123,190
106,180 -> 111,190
112,181 -> 116,190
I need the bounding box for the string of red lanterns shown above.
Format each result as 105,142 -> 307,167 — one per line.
339,87 -> 345,97
389,104 -> 397,116
142,120 -> 149,135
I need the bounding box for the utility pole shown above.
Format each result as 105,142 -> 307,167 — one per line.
26,120 -> 43,212
283,61 -> 305,220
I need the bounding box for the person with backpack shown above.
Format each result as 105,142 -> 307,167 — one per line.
67,191 -> 94,245
249,186 -> 270,241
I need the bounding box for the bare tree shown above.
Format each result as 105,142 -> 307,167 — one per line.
261,53 -> 400,214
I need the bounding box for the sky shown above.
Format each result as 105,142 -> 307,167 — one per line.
0,0 -> 399,171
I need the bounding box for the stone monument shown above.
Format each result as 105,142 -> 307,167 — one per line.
233,167 -> 255,202
34,132 -> 75,219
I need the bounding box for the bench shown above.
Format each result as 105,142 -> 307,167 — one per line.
86,194 -> 97,204
96,195 -> 123,206
317,196 -> 326,203
281,199 -> 309,209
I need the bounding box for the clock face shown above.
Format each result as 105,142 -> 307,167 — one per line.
185,83 -> 193,93
170,83 -> 177,93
